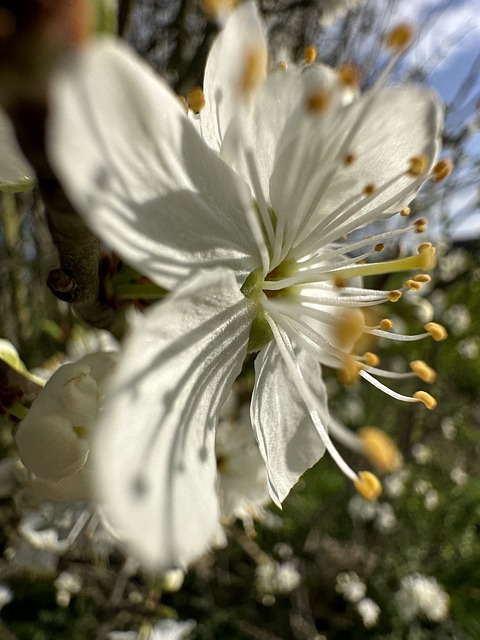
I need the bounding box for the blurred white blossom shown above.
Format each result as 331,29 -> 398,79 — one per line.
395,574 -> 449,622
335,571 -> 366,602
356,597 -> 380,628
255,560 -> 301,595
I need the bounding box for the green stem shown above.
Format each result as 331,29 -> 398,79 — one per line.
113,283 -> 168,300
8,402 -> 28,420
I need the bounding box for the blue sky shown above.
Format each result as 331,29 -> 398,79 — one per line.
391,0 -> 480,238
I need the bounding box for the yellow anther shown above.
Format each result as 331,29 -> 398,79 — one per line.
414,218 -> 427,233
304,45 -> 317,65
201,0 -> 237,18
358,427 -> 403,473
410,360 -> 437,384
344,152 -> 356,166
385,23 -> 414,51
338,63 -> 361,87
187,87 -> 206,113
424,322 -> 448,342
404,279 -> 422,291
341,234 -> 348,240
364,352 -> 380,367
340,356 -> 363,385
355,471 -> 383,501
400,207 -> 411,216
379,318 -> 393,331
306,89 -> 331,113
412,273 -> 431,283
240,46 -> 265,95
374,243 -> 385,252
417,243 -> 436,270
363,183 -> 376,196
278,61 -> 288,71
334,277 -> 347,288
387,290 -> 402,302
407,155 -> 429,177
432,157 -> 453,182
336,309 -> 365,348
413,390 -> 437,410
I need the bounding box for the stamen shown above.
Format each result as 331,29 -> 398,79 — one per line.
410,360 -> 436,383
240,46 -> 265,95
387,290 -> 402,302
408,155 -> 429,177
306,244 -> 437,283
400,207 -> 411,216
432,158 -> 453,182
304,45 -> 317,65
338,63 -> 361,87
413,390 -> 437,410
363,352 -> 380,367
340,356 -> 363,384
379,319 -> 393,331
355,471 -> 382,501
201,0 -> 237,18
385,23 -> 415,51
187,87 -> 206,113
336,309 -> 365,348
414,218 -> 427,233
404,279 -> 422,291
344,153 -> 356,166
306,89 -> 331,113
424,322 -> 448,341
413,273 -> 431,283
278,61 -> 288,71
363,183 -> 376,196
375,243 -> 385,252
358,427 -> 403,473
360,369 -> 427,402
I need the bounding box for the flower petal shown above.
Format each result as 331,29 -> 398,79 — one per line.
270,85 -> 443,255
0,108 -> 35,192
93,268 -> 255,570
201,0 -> 267,152
48,37 -> 258,289
251,342 -> 326,506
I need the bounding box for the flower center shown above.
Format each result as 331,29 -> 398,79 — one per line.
241,258 -> 299,352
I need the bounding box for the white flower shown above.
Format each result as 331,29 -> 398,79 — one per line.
395,573 -> 450,622
335,571 -> 366,602
255,560 -> 301,595
0,109 -> 35,192
54,571 -> 82,607
356,597 -> 380,628
48,2 -> 445,569
216,409 -> 270,524
0,584 -> 13,610
15,352 -> 117,501
108,620 -> 196,640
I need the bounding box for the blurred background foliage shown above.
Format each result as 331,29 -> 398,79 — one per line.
1,0 -> 480,638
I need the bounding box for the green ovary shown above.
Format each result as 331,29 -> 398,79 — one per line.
241,259 -> 299,353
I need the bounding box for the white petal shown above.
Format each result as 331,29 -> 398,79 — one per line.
16,415 -> 89,481
201,0 -> 267,152
0,108 -> 35,192
251,342 -> 326,506
93,268 -> 255,570
221,69 -> 305,199
270,85 -> 443,254
48,38 -> 258,290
